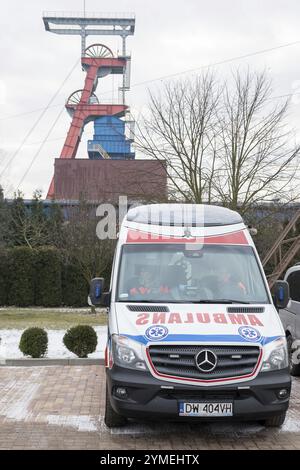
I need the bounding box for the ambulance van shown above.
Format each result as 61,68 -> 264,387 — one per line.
89,204 -> 291,427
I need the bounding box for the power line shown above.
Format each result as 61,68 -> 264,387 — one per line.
6,133 -> 94,148
6,38 -> 300,189
7,84 -> 300,151
2,88 -> 298,123
0,58 -> 80,179
23,136 -> 67,146
16,106 -> 66,192
0,104 -> 62,121
1,39 -> 300,121
132,39 -> 300,86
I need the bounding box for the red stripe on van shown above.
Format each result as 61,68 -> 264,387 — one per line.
126,230 -> 248,245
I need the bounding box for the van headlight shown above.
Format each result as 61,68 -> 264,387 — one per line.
261,338 -> 289,372
112,335 -> 148,371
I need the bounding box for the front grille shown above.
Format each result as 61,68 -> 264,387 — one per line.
148,345 -> 261,382
127,305 -> 169,312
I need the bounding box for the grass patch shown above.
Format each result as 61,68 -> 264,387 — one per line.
0,308 -> 107,330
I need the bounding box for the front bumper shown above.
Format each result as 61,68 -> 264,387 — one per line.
107,366 -> 291,422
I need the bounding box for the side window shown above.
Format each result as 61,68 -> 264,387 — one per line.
109,242 -> 118,290
286,271 -> 300,302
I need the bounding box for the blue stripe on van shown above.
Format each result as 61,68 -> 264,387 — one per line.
122,334 -> 281,346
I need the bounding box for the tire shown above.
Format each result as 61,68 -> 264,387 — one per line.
263,412 -> 287,427
104,385 -> 127,428
287,335 -> 300,376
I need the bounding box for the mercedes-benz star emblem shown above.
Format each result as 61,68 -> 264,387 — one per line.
184,227 -> 192,238
195,350 -> 218,372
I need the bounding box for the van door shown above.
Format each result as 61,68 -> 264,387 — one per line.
284,270 -> 300,338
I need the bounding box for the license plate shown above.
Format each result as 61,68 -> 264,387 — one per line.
179,402 -> 233,417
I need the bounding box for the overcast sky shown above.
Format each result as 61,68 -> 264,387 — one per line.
1,0 -> 300,198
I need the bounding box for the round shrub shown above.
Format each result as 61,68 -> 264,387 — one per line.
63,325 -> 97,358
19,327 -> 48,358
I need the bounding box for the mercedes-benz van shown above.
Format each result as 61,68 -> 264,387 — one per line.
90,204 -> 291,428
279,263 -> 300,376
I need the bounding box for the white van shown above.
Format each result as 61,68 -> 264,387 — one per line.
279,264 -> 300,376
90,204 -> 291,428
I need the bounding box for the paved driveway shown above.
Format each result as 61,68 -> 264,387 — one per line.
0,365 -> 300,449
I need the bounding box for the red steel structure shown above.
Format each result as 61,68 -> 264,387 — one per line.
47,52 -> 128,198
43,12 -> 136,199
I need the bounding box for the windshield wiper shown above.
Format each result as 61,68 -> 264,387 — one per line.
189,299 -> 250,304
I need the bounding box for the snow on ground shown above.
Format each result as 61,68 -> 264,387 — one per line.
47,414 -> 99,432
0,327 -> 107,359
0,307 -> 97,313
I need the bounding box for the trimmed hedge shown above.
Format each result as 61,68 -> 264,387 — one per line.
34,247 -> 62,307
0,247 -> 100,307
62,263 -> 89,307
0,249 -> 9,305
8,247 -> 35,307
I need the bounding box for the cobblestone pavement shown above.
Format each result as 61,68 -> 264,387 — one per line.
0,365 -> 300,449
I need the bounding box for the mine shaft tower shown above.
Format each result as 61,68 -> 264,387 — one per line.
43,11 -> 136,199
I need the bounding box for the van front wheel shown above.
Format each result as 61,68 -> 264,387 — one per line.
104,385 -> 127,428
263,412 -> 286,427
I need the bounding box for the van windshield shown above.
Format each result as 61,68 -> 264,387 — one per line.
116,244 -> 269,304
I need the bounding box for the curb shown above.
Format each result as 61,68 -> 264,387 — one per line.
0,358 -> 105,366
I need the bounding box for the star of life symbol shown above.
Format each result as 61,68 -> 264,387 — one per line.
238,326 -> 261,342
145,325 -> 169,341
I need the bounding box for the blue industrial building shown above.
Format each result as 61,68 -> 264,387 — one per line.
87,116 -> 135,160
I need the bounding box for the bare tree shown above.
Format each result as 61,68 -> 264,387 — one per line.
215,70 -> 300,213
136,72 -> 221,203
137,70 -> 300,212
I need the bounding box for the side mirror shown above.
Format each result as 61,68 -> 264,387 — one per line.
272,280 -> 290,309
89,278 -> 104,306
